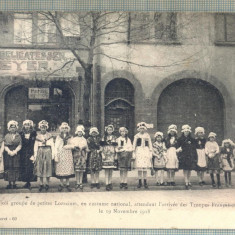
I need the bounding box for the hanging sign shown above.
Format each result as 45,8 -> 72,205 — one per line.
28,88 -> 49,99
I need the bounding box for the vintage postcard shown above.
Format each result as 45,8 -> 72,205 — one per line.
0,11 -> 234,229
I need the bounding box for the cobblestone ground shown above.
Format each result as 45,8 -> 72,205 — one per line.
0,170 -> 234,194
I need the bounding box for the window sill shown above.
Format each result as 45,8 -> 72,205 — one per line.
215,41 -> 235,46
127,40 -> 181,46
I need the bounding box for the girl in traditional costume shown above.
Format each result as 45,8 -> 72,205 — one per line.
220,139 -> 234,187
152,132 -> 167,186
87,127 -> 102,189
3,120 -> 22,189
34,120 -> 55,192
19,120 -> 37,189
133,122 -> 152,189
194,127 -> 207,186
165,125 -> 179,186
205,132 -> 221,188
100,124 -> 117,191
70,125 -> 88,190
116,127 -> 133,189
54,122 -> 74,192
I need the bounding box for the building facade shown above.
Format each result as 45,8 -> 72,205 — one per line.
0,12 -> 234,143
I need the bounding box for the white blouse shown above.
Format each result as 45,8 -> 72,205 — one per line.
116,136 -> 133,152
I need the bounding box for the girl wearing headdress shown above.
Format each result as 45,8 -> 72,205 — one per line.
33,120 -> 55,192
100,124 -> 117,191
152,131 -> 167,186
177,125 -> 198,190
220,139 -> 234,187
87,127 -> 102,189
165,124 -> 179,186
69,125 -> 88,190
205,132 -> 221,188
133,122 -> 152,189
54,122 -> 74,192
3,120 -> 22,189
116,127 -> 133,189
194,127 -> 207,186
19,120 -> 37,189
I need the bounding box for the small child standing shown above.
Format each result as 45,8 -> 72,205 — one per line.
178,125 -> 198,190
133,122 -> 152,189
100,124 -> 117,191
87,127 -> 102,189
165,125 -> 179,186
34,120 -> 54,192
195,127 -> 207,186
220,139 -> 234,187
205,132 -> 221,188
54,122 -> 74,192
116,127 -> 133,189
152,132 -> 167,186
70,125 -> 88,190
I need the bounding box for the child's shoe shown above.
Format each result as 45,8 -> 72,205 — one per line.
144,179 -> 148,189
38,185 -> 44,192
58,185 -> 63,192
137,179 -> 142,188
45,185 -> 49,191
124,183 -> 128,189
90,183 -> 96,189
96,183 -> 100,189
106,185 -> 110,191
120,183 -> 124,189
66,185 -> 72,192
171,182 -> 176,186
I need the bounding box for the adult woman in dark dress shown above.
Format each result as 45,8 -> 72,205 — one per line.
177,125 -> 198,190
19,120 -> 37,189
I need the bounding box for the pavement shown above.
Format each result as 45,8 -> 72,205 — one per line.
0,170 -> 234,194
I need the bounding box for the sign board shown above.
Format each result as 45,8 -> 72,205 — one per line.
28,88 -> 50,99
0,49 -> 81,78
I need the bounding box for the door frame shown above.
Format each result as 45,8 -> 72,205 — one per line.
101,70 -> 144,136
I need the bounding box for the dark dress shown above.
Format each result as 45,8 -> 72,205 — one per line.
3,133 -> 22,182
19,131 -> 37,182
178,134 -> 198,170
87,136 -> 102,173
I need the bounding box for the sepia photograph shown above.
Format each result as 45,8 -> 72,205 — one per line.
0,10 -> 234,229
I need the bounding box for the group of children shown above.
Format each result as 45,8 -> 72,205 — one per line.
0,120 -> 234,192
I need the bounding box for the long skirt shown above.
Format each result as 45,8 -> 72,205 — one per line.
221,155 -> 234,172
35,146 -> 52,178
20,150 -> 37,182
87,150 -> 102,173
3,145 -> 20,182
207,154 -> 221,174
102,145 -> 117,169
118,151 -> 132,171
196,149 -> 207,171
73,149 -> 87,172
55,149 -> 75,178
153,156 -> 166,170
165,147 -> 178,170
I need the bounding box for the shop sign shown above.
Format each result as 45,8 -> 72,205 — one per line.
0,49 -> 80,78
28,88 -> 49,99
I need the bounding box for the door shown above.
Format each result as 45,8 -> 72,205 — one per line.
105,78 -> 135,138
157,79 -> 224,142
